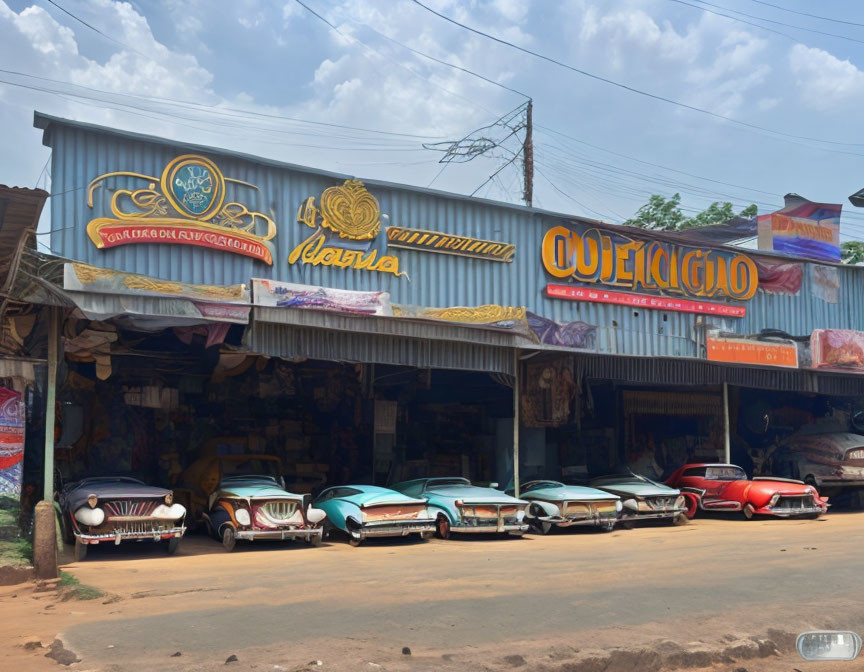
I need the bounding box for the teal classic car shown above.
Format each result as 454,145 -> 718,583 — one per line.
391,477 -> 529,539
589,473 -> 688,526
205,475 -> 327,551
512,480 -> 622,534
313,485 -> 436,546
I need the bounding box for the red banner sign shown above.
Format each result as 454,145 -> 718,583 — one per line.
546,284 -> 746,317
707,337 -> 798,368
90,222 -> 273,265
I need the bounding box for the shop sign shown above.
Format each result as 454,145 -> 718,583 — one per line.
385,226 -> 516,262
252,279 -> 393,316
86,155 -> 277,264
706,337 -> 798,368
757,196 -> 841,262
545,284 -> 747,317
811,329 -> 864,372
541,225 -> 758,301
292,180 -> 405,277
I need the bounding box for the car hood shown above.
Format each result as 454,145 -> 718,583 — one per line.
216,481 -> 297,499
65,479 -> 171,511
590,481 -> 679,498
336,491 -> 427,507
751,477 -> 814,494
426,485 -> 526,504
521,485 -> 620,501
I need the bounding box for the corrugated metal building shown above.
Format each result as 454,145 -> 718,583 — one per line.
34,113 -> 864,379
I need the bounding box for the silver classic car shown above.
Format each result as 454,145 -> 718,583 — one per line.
589,473 -> 688,526
59,476 -> 187,561
513,480 -> 622,533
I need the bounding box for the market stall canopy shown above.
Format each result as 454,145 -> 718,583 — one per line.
62,262 -> 250,329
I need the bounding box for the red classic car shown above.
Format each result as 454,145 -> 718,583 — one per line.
665,463 -> 829,520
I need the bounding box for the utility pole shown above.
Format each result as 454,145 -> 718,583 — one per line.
522,99 -> 533,208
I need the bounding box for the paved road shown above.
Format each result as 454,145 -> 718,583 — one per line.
3,512 -> 864,671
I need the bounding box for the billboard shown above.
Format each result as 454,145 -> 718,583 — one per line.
757,194 -> 841,262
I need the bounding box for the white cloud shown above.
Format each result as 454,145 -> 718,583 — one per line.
789,44 -> 864,110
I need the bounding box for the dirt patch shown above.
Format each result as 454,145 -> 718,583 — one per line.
0,564 -> 34,585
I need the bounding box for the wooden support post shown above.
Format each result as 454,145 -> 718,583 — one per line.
523,100 -> 533,208
723,382 -> 731,464
513,349 -> 520,498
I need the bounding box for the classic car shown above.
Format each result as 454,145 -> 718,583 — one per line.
589,473 -> 688,526
511,480 -> 622,533
390,477 -> 529,539
770,432 -> 864,496
313,485 -> 436,546
666,463 -> 830,519
180,455 -> 326,551
59,476 -> 186,561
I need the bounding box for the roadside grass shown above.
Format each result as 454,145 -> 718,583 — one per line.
59,570 -> 105,601
0,495 -> 31,568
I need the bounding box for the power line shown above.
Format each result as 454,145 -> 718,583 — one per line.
42,0 -> 150,58
748,0 -> 864,28
409,0 -> 864,148
665,0 -> 799,42
680,0 -> 864,46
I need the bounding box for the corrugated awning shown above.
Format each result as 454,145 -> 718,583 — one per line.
246,307 -> 516,374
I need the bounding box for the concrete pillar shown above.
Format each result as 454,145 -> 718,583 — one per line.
32,501 -> 57,579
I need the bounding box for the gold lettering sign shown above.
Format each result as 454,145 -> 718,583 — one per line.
386,226 -> 516,262
292,180 -> 404,277
86,155 -> 276,264
541,225 -> 758,301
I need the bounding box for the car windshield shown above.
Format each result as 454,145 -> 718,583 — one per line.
705,466 -> 747,481
426,478 -> 471,488
523,480 -> 563,491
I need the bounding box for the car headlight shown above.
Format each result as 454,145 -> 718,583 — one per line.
615,500 -> 623,512
622,499 -> 639,511
74,506 -> 105,526
234,508 -> 251,526
675,496 -> 686,509
516,509 -> 525,522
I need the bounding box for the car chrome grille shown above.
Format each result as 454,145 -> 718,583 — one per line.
259,500 -> 297,522
775,495 -> 815,510
645,496 -> 676,510
103,499 -> 159,519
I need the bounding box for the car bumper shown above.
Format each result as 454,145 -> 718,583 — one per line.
536,514 -> 618,527
235,527 -> 324,541
76,526 -> 186,544
619,509 -> 686,521
759,505 -> 827,518
451,522 -> 529,534
351,519 -> 436,539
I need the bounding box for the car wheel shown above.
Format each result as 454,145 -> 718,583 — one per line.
420,531 -> 433,540
531,520 -> 552,535
671,513 -> 689,526
600,522 -> 615,533
742,503 -> 756,520
221,526 -> 237,552
73,537 -> 87,562
348,534 -> 364,547
307,532 -> 323,547
436,515 -> 451,540
619,520 -> 636,530
166,536 -> 181,556
60,511 -> 74,545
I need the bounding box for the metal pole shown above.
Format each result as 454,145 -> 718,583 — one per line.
513,349 -> 520,498
722,382 -> 731,464
43,306 -> 59,502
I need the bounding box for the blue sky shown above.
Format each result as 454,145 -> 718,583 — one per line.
4,0 -> 864,244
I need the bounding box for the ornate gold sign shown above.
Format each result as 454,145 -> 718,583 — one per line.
386,226 -> 515,262
291,180 -> 404,276
86,155 -> 276,264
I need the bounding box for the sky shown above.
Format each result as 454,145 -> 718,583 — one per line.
4,0 -> 864,247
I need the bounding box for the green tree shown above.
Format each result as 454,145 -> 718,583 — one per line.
841,241 -> 864,265
624,193 -> 757,231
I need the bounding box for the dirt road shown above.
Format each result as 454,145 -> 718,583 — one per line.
3,513 -> 864,671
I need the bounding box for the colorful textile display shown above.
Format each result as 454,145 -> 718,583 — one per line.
0,387 -> 25,496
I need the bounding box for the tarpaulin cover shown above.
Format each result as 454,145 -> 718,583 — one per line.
811,329 -> 864,372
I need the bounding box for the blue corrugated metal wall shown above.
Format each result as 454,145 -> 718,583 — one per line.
41,114 -> 862,359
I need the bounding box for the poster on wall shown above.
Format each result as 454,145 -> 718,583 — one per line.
0,387 -> 25,497
811,329 -> 864,372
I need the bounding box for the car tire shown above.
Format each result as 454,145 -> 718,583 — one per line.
600,522 -> 615,533
436,515 -> 451,540
619,520 -> 636,530
221,526 -> 237,552
60,511 -> 74,545
531,521 -> 552,535
166,536 -> 181,556
348,534 -> 364,547
742,504 -> 756,520
307,532 -> 323,547
73,537 -> 87,562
